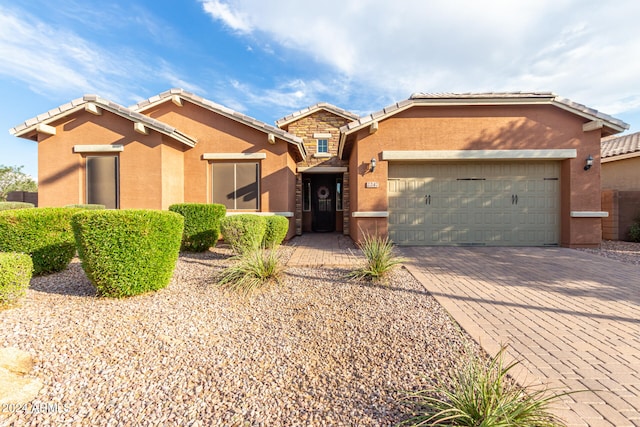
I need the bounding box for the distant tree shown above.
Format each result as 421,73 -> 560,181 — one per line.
0,165 -> 37,201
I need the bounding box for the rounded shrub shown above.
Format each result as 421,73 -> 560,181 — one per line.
72,209 -> 184,298
0,252 -> 33,307
168,203 -> 226,252
220,214 -> 267,254
262,215 -> 289,248
0,202 -> 34,211
64,204 -> 106,210
0,207 -> 80,275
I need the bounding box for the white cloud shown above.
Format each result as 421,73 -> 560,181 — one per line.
200,0 -> 640,122
0,6 -> 197,105
200,0 -> 253,33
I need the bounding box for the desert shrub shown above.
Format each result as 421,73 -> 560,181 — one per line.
64,204 -> 106,210
0,253 -> 33,307
72,209 -> 183,298
262,215 -> 289,248
168,203 -> 226,252
220,214 -> 267,254
400,346 -> 573,427
347,232 -> 405,283
0,202 -> 34,211
0,207 -> 80,275
218,248 -> 284,295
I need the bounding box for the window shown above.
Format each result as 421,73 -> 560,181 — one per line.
212,162 -> 259,210
336,178 -> 343,211
86,156 -> 119,209
317,139 -> 328,153
303,179 -> 311,212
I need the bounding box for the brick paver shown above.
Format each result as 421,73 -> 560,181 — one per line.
399,246 -> 640,427
286,232 -> 364,267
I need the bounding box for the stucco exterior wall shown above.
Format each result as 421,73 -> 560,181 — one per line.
346,104 -> 604,247
602,157 -> 640,191
37,110 -> 166,209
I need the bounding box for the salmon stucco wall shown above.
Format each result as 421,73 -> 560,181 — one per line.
141,100 -> 298,237
346,104 -> 605,247
37,110 -> 167,209
602,157 -> 640,191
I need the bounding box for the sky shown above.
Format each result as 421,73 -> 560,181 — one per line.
2,0 -> 640,179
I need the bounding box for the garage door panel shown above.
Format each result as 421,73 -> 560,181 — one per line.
388,162 -> 560,246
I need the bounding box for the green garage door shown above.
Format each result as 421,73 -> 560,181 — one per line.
388,162 -> 560,246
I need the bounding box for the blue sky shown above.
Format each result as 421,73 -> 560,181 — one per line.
2,0 -> 640,179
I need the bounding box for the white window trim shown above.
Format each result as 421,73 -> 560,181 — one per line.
203,153 -> 266,160
74,145 -> 124,153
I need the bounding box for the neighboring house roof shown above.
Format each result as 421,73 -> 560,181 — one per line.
275,102 -> 359,128
10,95 -> 198,148
601,131 -> 640,162
338,92 -> 629,158
131,88 -> 306,159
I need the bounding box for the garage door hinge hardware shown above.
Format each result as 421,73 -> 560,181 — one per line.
457,178 -> 486,180
425,195 -> 431,205
543,177 -> 559,181
511,194 -> 519,205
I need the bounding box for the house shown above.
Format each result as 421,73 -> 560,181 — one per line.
10,89 -> 628,247
601,132 -> 640,240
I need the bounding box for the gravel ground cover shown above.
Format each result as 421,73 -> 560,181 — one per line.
576,240 -> 640,265
1,246 -> 479,426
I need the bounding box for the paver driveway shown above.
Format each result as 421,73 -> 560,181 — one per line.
399,247 -> 640,427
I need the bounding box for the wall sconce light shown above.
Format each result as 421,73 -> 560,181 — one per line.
370,157 -> 377,172
584,154 -> 594,171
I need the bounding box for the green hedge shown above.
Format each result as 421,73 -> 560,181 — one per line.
72,209 -> 184,298
0,207 -> 80,275
0,202 -> 34,211
220,215 -> 267,253
263,215 -> 289,248
0,253 -> 33,307
64,204 -> 106,210
168,203 -> 226,252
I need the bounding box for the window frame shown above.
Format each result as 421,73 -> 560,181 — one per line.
212,161 -> 260,211
316,139 -> 329,154
336,177 -> 343,211
86,155 -> 119,209
303,178 -> 311,212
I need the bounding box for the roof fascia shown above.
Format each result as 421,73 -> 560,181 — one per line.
11,97 -> 197,148
276,105 -> 358,128
133,91 -> 307,159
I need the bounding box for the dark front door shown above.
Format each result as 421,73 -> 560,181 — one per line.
311,175 -> 335,232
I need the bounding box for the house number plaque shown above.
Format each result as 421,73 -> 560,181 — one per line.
365,182 -> 379,188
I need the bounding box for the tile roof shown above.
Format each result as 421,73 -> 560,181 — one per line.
275,102 -> 359,127
10,95 -> 198,147
131,88 -> 306,159
339,92 -> 629,158
601,131 -> 640,159
343,92 -> 628,133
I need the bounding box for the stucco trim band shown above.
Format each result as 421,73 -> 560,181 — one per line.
202,153 -> 267,160
351,211 -> 389,218
381,149 -> 578,161
297,166 -> 348,173
570,211 -> 609,218
73,145 -> 124,153
226,212 -> 294,217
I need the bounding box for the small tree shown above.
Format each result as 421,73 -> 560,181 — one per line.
0,165 -> 37,201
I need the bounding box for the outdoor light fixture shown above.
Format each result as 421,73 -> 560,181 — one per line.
584,154 -> 594,171
370,157 -> 377,172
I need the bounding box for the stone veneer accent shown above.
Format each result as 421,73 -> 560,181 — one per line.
283,109 -> 353,234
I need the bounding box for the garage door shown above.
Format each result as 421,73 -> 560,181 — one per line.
388,162 -> 560,246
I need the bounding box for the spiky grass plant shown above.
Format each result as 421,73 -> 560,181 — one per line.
400,346 -> 572,427
348,232 -> 405,282
218,247 -> 284,295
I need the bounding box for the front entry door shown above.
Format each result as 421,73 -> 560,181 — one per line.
311,175 -> 335,232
